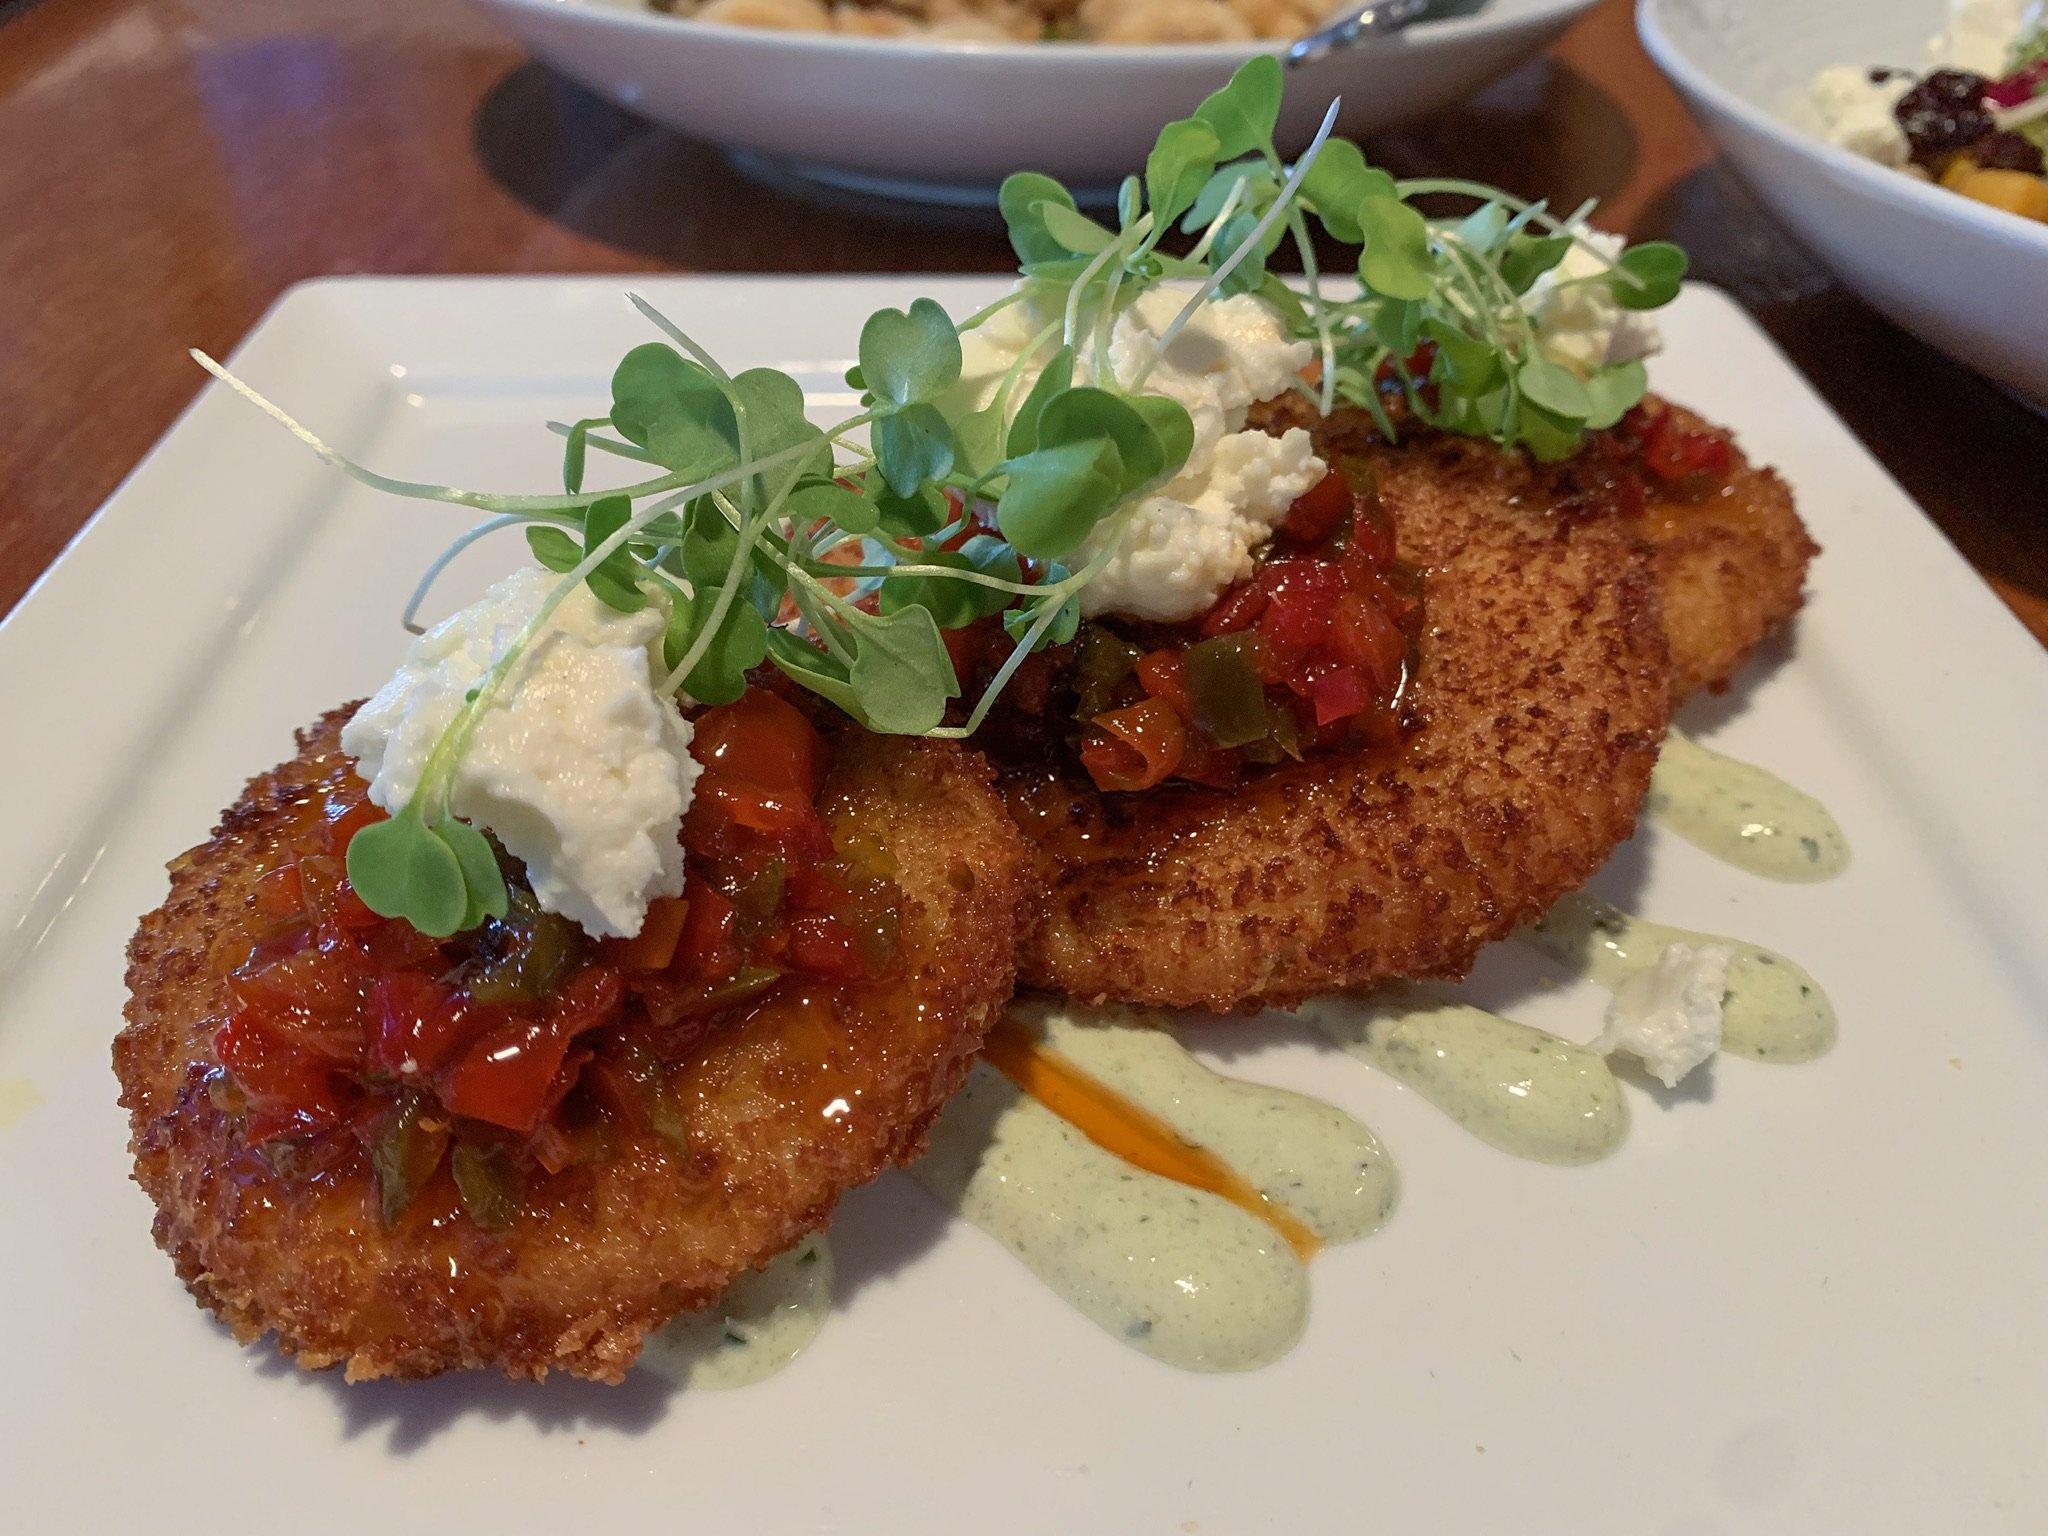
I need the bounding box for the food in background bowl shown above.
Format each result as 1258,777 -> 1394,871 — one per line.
646,0 -> 1332,43
1804,0 -> 2048,222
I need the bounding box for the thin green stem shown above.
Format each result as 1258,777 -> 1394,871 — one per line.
1132,99 -> 1340,395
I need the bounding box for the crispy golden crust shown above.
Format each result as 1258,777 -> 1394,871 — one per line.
1644,402 -> 1818,700
1011,425 -> 1672,1013
114,709 -> 1028,1383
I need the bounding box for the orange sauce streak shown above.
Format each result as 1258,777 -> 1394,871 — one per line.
983,1019 -> 1322,1261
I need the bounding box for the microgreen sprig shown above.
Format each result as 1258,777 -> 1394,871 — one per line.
208,55 -> 1688,933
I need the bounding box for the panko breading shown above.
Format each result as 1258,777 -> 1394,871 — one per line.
114,709 -> 1028,1383
1641,402 -> 1818,700
1011,425 -> 1673,1013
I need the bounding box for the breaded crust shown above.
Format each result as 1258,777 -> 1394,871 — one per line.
1011,426 -> 1673,1013
114,709 -> 1029,1383
1643,402 -> 1818,700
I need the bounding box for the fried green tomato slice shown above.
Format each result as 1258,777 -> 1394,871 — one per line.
1010,424 -> 1673,1013
1641,401 -> 1818,701
114,708 -> 1028,1383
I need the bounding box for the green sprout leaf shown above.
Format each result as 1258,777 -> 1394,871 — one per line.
999,172 -> 1080,266
765,628 -> 866,722
667,595 -> 768,705
1146,118 -> 1222,232
1498,233 -> 1572,295
872,401 -> 956,498
1358,195 -> 1435,302
346,807 -> 471,939
1210,207 -> 1275,297
1421,318 -> 1503,396
787,480 -> 877,536
1519,399 -> 1586,463
997,437 -> 1124,560
1181,162 -> 1277,235
1039,201 -> 1117,256
562,416 -> 607,496
1517,355 -> 1593,421
1452,201 -> 1510,254
859,298 -> 965,408
1034,387 -> 1167,495
1117,175 -> 1142,231
1003,593 -> 1080,652
1608,241 -> 1687,311
1005,345 -> 1076,457
1370,297 -> 1423,356
847,606 -> 959,735
953,404 -> 1008,479
1298,139 -> 1393,245
527,525 -> 581,573
609,344 -> 736,478
872,482 -> 951,539
731,366 -> 832,495
879,537 -> 1022,629
1582,360 -> 1648,430
1128,394 -> 1195,484
1193,53 -> 1282,161
579,496 -> 650,614
438,817 -> 510,931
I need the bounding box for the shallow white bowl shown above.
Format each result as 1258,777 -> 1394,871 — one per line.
1639,0 -> 2048,408
475,0 -> 1596,200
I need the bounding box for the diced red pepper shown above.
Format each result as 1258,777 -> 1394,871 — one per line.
214,1012 -> 347,1138
1200,581 -> 1268,638
1330,590 -> 1407,697
1640,408 -> 1732,484
671,875 -> 741,984
1135,649 -> 1192,721
438,968 -> 620,1134
784,914 -> 870,983
1079,698 -> 1187,792
691,689 -> 828,801
1280,471 -> 1352,543
370,972 -> 474,1078
1309,665 -> 1371,726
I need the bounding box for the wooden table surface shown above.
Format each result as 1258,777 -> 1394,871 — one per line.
3,0 -> 2044,643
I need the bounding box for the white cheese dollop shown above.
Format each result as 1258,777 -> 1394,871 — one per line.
953,284 -> 1322,623
341,565 -> 700,940
1527,230 -> 1665,379
1593,941 -> 1733,1089
1807,65 -> 1915,168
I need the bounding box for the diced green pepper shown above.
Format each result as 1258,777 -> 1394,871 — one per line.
1069,623 -> 1141,724
371,1092 -> 449,1229
467,887 -> 583,1004
1182,633 -> 1270,748
451,1140 -> 522,1233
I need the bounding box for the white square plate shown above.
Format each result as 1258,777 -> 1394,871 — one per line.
3,277 -> 2045,1533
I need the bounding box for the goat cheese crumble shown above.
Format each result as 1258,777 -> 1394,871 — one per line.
1594,941 -> 1733,1088
1527,230 -> 1666,378
341,565 -> 700,940
1808,66 -> 1916,167
954,284 -> 1323,623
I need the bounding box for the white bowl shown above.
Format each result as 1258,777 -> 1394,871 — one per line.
1639,0 -> 2048,409
475,0 -> 1597,200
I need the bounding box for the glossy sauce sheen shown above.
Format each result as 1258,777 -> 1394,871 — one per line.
996,1006 -> 1396,1246
1646,731 -> 1850,882
640,1234 -> 832,1389
911,1008 -> 1393,1374
1308,986 -> 1629,1164
1525,892 -> 1838,1062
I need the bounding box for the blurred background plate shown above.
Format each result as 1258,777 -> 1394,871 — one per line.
1640,0 -> 2048,410
474,0 -> 1598,200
